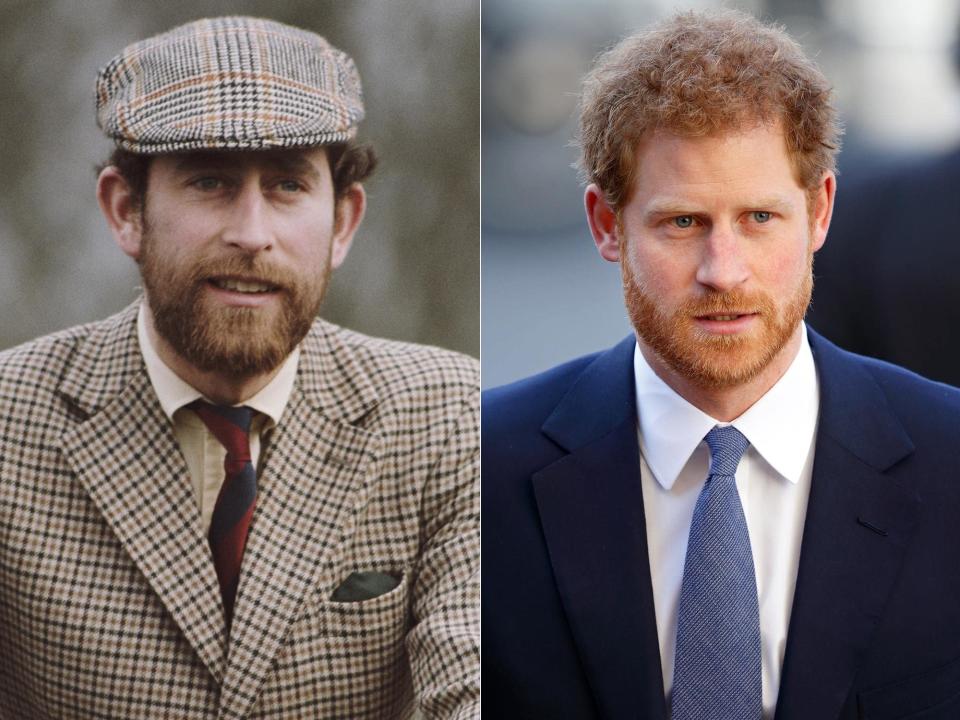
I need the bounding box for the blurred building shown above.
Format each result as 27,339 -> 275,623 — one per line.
0,0 -> 479,358
482,0 -> 960,387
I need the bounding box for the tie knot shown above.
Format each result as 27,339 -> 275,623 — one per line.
189,401 -> 254,460
704,425 -> 750,477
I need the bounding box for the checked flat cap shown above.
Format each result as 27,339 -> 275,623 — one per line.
96,16 -> 365,153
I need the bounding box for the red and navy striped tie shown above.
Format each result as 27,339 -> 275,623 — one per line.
190,401 -> 257,625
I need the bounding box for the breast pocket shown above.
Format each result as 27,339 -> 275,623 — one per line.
265,570 -> 414,717
316,570 -> 411,631
859,656 -> 960,720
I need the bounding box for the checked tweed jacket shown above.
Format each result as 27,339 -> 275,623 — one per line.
0,302 -> 479,719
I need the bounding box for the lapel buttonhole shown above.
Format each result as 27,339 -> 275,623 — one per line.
856,516 -> 888,537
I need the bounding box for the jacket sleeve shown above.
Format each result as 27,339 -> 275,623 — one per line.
405,390 -> 480,719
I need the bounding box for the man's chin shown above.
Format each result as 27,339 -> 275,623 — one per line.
183,332 -> 296,377
669,352 -> 769,390
651,324 -> 798,390
159,303 -> 302,377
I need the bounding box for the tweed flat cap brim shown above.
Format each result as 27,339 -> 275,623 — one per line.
96,16 -> 365,154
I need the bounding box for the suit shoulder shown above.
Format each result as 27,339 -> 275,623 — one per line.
0,320 -> 101,395
817,334 -> 960,434
483,351 -> 602,434
317,321 -> 479,403
859,352 -> 960,415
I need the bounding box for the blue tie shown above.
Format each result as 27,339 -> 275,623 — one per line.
671,425 -> 762,720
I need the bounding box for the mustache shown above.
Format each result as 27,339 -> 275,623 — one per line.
679,290 -> 775,317
187,254 -> 293,289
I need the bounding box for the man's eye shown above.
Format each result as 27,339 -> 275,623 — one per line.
672,215 -> 695,228
751,211 -> 772,223
277,180 -> 304,192
192,177 -> 223,191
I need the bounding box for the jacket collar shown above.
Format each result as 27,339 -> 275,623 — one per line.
541,334 -> 637,452
59,300 -> 381,425
59,301 -> 145,417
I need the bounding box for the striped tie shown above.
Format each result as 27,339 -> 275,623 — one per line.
190,401 -> 257,625
671,425 -> 761,719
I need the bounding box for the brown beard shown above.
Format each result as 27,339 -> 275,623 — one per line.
139,230 -> 329,378
622,254 -> 813,390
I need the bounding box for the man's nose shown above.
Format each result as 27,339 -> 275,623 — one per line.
221,183 -> 274,253
695,225 -> 749,292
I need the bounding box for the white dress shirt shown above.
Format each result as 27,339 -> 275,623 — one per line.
635,325 -> 819,719
137,303 -> 299,534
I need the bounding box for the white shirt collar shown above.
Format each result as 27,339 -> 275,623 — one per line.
137,302 -> 299,426
634,324 -> 819,489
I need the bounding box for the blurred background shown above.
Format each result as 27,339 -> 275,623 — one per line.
483,0 -> 960,387
0,0 -> 479,358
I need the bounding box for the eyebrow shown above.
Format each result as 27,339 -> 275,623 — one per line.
172,152 -> 322,181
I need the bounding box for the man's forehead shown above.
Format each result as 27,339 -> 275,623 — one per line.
167,148 -> 328,175
631,123 -> 796,183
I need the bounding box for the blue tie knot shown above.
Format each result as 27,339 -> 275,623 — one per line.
705,425 -> 750,477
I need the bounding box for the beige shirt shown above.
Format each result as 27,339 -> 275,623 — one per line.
136,303 -> 299,533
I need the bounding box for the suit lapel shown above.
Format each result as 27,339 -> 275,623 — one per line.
532,337 -> 667,720
218,321 -> 382,720
58,303 -> 229,683
775,331 -> 919,720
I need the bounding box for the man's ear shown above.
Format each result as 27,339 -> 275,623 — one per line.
330,183 -> 366,269
585,184 -> 620,262
810,171 -> 836,253
97,166 -> 144,260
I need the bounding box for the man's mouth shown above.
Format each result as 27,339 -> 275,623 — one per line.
692,312 -> 759,333
208,277 -> 279,294
697,313 -> 753,321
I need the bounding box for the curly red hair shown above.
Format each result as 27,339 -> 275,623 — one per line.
578,9 -> 841,211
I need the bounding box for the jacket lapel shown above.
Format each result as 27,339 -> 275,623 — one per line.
775,330 -> 919,720
532,336 -> 668,720
58,303 -> 229,683
217,321 -> 382,720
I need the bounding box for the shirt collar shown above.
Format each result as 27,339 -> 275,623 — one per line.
634,324 -> 819,489
137,302 -> 299,427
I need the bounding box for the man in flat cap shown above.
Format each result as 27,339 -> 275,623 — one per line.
485,9 -> 960,720
0,16 -> 478,720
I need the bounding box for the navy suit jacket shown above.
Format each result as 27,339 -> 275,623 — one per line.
483,329 -> 960,719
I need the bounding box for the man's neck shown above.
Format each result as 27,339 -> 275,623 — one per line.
143,307 -> 282,406
638,325 -> 805,422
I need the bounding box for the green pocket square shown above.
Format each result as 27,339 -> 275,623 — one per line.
330,571 -> 402,602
